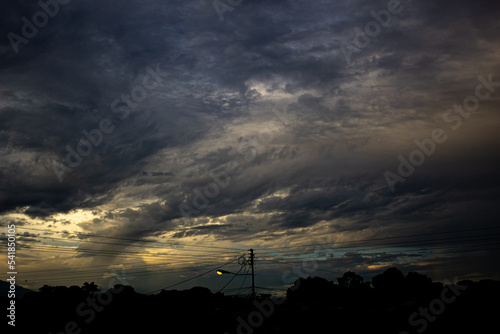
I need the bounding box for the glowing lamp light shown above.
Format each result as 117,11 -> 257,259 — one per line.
216,269 -> 232,275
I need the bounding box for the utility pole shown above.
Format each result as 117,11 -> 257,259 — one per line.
249,248 -> 255,300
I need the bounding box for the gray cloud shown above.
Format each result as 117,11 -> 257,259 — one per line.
1,0 -> 499,286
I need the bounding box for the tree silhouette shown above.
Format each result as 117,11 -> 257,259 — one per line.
286,276 -> 334,305
82,281 -> 99,295
338,271 -> 365,289
39,284 -> 54,294
11,270 -> 500,334
405,272 -> 431,289
372,267 -> 404,290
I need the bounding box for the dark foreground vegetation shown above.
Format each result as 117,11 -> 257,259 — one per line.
2,267 -> 499,334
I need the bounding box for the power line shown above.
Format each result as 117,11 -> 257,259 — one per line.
217,263 -> 246,294
17,253 -> 237,281
255,286 -> 288,292
256,232 -> 500,258
13,226 -> 500,262
19,255 -> 240,282
21,261 -> 217,280
8,227 -> 500,288
259,226 -> 500,251
7,231 -> 500,280
256,242 -> 500,266
146,256 -> 242,295
9,233 -> 500,264
10,242 -> 241,262
16,226 -> 246,251
24,234 -> 244,254
258,258 -> 343,274
24,261 -> 236,284
20,259 -> 176,274
236,265 -> 250,296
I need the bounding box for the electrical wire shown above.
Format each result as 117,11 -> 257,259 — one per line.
6,226 -> 500,289
146,256 -> 242,295
259,226 -> 500,251
24,234 -> 244,255
16,226 -> 246,251
235,265 -> 250,296
217,263 -> 246,294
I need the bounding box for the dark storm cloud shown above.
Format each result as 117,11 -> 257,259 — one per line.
0,0 -> 219,215
0,0 -> 499,284
171,223 -> 232,239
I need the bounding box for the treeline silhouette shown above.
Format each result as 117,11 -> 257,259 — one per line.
3,267 -> 499,333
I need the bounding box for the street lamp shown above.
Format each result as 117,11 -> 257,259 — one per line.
216,249 -> 256,299
216,269 -> 234,275
216,269 -> 250,275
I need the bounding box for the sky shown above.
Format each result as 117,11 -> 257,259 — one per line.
0,0 -> 499,295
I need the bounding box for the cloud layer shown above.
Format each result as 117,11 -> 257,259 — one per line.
1,0 -> 499,290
